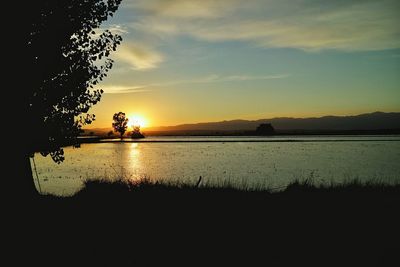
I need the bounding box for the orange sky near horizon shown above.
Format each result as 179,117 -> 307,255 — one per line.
87,90 -> 398,129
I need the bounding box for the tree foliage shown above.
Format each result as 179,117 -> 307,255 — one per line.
112,112 -> 129,138
133,125 -> 141,134
25,0 -> 122,163
131,124 -> 145,138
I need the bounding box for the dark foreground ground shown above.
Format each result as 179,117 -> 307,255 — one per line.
8,180 -> 400,267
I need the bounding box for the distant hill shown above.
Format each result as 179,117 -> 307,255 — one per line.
84,112 -> 400,136
146,112 -> 400,132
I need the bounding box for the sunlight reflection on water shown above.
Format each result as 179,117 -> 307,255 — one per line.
32,136 -> 400,196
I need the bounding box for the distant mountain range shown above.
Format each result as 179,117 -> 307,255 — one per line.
145,112 -> 400,132
84,112 -> 400,136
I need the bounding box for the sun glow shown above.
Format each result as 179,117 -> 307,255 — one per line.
128,114 -> 148,128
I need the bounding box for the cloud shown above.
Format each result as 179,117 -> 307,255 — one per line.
125,0 -> 239,19
101,73 -> 288,93
126,0 -> 400,51
113,42 -> 164,70
93,24 -> 129,38
106,24 -> 129,35
100,85 -> 151,94
185,74 -> 289,84
141,73 -> 289,87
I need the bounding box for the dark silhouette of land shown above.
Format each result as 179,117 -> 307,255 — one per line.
83,111 -> 400,136
255,123 -> 275,135
12,179 -> 400,266
131,131 -> 145,139
146,111 -> 400,132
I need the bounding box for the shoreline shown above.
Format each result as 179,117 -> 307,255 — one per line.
75,135 -> 400,144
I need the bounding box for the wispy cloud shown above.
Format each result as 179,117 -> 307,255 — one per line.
113,42 -> 164,70
126,0 -> 239,19
103,73 -> 289,93
106,24 -> 129,35
94,24 -> 129,37
126,0 -> 400,51
181,74 -> 290,84
100,85 -> 151,94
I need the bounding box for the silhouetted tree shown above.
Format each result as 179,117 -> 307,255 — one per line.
112,112 -> 129,139
131,124 -> 145,139
16,0 -> 122,196
133,125 -> 141,134
255,123 -> 275,135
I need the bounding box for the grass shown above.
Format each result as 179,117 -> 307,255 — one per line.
14,178 -> 400,267
72,176 -> 400,196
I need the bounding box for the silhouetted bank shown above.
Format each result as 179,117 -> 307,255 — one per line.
15,180 -> 400,267
255,123 -> 275,135
131,131 -> 145,139
143,111 -> 400,135
81,111 -> 400,137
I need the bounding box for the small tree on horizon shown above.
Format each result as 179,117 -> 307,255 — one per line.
112,112 -> 128,139
131,124 -> 145,138
133,125 -> 141,134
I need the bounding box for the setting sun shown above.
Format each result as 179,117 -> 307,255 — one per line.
128,114 -> 148,128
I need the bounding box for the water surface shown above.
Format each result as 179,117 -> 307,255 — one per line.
32,135 -> 400,195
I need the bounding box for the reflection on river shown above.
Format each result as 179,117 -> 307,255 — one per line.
32,135 -> 400,196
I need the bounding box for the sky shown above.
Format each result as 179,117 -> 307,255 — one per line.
88,0 -> 400,128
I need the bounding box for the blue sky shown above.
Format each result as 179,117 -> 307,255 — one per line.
89,0 -> 400,128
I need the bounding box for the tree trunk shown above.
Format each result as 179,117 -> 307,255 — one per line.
23,155 -> 40,196
11,152 -> 40,200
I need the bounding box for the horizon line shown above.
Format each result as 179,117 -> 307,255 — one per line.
83,110 -> 399,130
